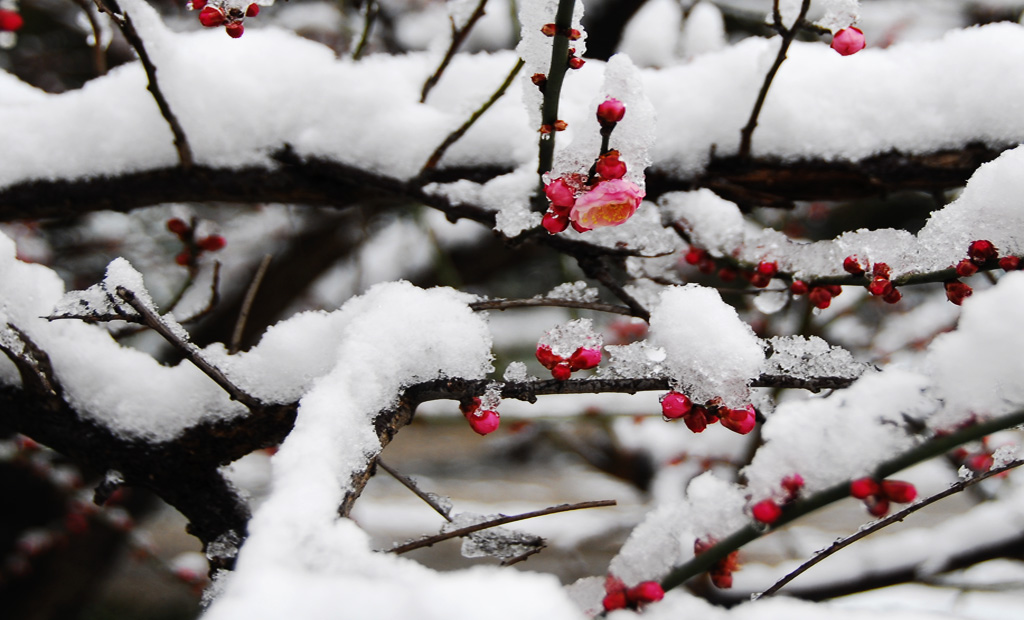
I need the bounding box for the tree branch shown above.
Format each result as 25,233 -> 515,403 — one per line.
420,0 -> 489,103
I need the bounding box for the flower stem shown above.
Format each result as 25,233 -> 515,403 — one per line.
536,0 -> 576,180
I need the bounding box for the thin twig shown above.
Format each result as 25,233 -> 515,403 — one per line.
738,0 -> 811,159
659,407 -> 1024,593
536,0 -> 576,180
420,58 -> 524,175
116,286 -> 262,409
755,458 -> 1024,599
94,0 -> 193,169
469,296 -> 634,316
420,0 -> 489,103
230,254 -> 272,354
378,459 -> 452,521
389,499 -> 616,554
351,0 -> 378,60
577,256 -> 650,321
73,0 -> 108,75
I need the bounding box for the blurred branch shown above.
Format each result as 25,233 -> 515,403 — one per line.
388,499 -> 616,554
420,0 -> 489,103
230,254 -> 272,354
469,296 -> 634,316
755,457 -> 1024,599
93,0 -> 193,169
72,0 -> 108,75
351,0 -> 378,60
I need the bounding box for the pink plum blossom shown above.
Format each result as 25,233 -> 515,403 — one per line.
831,27 -> 866,56
569,179 -> 644,230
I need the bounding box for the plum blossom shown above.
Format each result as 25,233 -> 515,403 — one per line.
569,179 -> 644,230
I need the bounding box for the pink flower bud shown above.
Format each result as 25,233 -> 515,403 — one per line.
596,98 -> 626,126
661,391 -> 692,419
831,27 -> 866,56
246,3 -> 260,17
551,362 -> 572,381
535,344 -> 563,370
0,9 -> 24,32
198,5 -> 226,27
880,480 -> 916,504
602,591 -> 628,611
721,405 -> 756,435
595,150 -> 627,180
751,499 -> 782,525
782,473 -> 805,500
467,409 -> 500,435
627,581 -> 665,604
850,477 -> 880,499
542,211 -> 569,234
545,177 -> 577,208
570,179 -> 644,230
569,347 -> 601,371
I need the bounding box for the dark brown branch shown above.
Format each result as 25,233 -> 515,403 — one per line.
420,58 -> 524,174
577,256 -> 650,321
388,500 -> 616,554
378,459 -> 453,521
94,0 -> 193,169
115,286 -> 262,409
755,458 -> 1024,599
230,254 -> 272,354
420,0 -> 489,103
738,0 -> 811,158
469,297 -> 635,316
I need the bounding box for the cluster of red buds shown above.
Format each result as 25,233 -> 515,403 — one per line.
694,537 -> 740,588
750,473 -> 805,525
0,8 -> 23,32
849,477 -> 916,517
167,217 -> 226,268
945,240 -> 1019,305
831,26 -> 866,56
189,0 -> 260,38
683,248 -> 783,289
459,397 -> 500,436
535,343 -> 601,380
542,99 -> 644,234
539,22 -> 584,69
660,392 -> 757,435
601,574 -> 664,612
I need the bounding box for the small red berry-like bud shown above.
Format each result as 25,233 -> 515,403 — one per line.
684,247 -> 706,265
542,211 -> 569,234
825,284 -> 843,297
955,258 -> 978,278
880,480 -> 916,504
968,239 -> 998,264
246,3 -> 260,17
166,217 -> 189,237
568,56 -> 585,69
596,98 -> 626,126
790,280 -> 808,295
868,277 -> 893,297
831,26 -> 866,56
843,255 -> 865,275
540,23 -> 556,36
999,256 -> 1020,271
535,344 -> 562,370
866,495 -> 890,517
627,581 -> 665,604
782,473 -> 805,500
570,218 -> 591,233
551,362 -> 572,381
945,279 -> 973,305
226,21 -> 244,38
545,177 -> 576,208
595,150 -> 627,180
568,28 -> 582,40
697,256 -> 716,274
467,409 -> 500,435
198,234 -> 227,251
682,405 -> 710,433
175,250 -> 192,266
808,286 -> 833,309
0,9 -> 24,32
718,267 -> 738,282
553,120 -> 568,131
721,405 -> 756,435
850,477 -> 880,499
751,499 -> 782,525
531,73 -> 547,86
872,262 -> 891,278
198,5 -> 226,27
190,0 -> 208,9
966,453 -> 994,473
569,347 -> 601,371
882,287 -> 902,304
661,391 -> 692,419
750,273 -> 771,288
756,260 -> 778,278
602,590 -> 627,611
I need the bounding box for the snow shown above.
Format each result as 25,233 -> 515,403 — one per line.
648,285 -> 764,406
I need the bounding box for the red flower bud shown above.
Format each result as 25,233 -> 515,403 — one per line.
968,239 -> 998,264
466,409 -> 500,435
999,256 -> 1020,271
790,280 -> 808,295
596,98 -> 626,126
808,286 -> 832,309
751,499 -> 782,525
866,495 -> 890,517
602,590 -> 627,611
198,234 -> 226,251
868,277 -> 893,297
850,477 -> 880,499
685,247 -> 707,265
955,258 -> 978,278
945,279 -> 973,305
831,27 -> 866,56
660,391 -> 692,420
553,120 -> 568,131
569,347 -> 601,371
175,250 -> 192,266
542,211 -> 569,234
540,23 -> 556,36
166,217 -> 190,237
568,56 -> 585,69
198,6 -> 226,27
880,479 -> 916,504
190,0 -> 207,9
246,3 -> 260,17
595,150 -> 627,180
872,262 -> 891,278
843,255 -> 865,275
756,260 -> 778,278
551,362 -> 572,381
683,404 -> 709,433
535,344 -> 562,370
626,581 -> 664,604
882,287 -> 902,304
0,9 -> 24,32
226,21 -> 244,38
